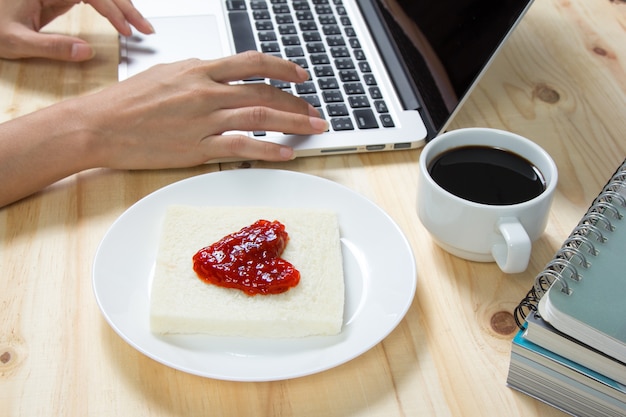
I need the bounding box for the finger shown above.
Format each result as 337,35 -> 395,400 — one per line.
85,0 -> 154,36
207,51 -> 309,84
217,82 -> 318,116
112,0 -> 155,34
201,134 -> 296,162
5,26 -> 94,61
210,106 -> 328,135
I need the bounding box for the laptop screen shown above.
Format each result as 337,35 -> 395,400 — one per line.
367,0 -> 533,137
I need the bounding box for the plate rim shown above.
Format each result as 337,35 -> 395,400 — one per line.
92,168 -> 417,381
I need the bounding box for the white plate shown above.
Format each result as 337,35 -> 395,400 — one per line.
93,169 -> 417,381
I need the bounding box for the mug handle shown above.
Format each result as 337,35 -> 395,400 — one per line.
491,218 -> 531,274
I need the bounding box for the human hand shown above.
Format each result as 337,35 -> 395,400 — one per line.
0,0 -> 154,61
78,52 -> 328,166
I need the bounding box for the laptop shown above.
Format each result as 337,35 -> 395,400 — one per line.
119,0 -> 534,157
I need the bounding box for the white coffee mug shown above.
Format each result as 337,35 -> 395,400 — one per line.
417,128 -> 558,273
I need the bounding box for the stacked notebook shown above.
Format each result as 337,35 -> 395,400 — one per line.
507,157 -> 626,417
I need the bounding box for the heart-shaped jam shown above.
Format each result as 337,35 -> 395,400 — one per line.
193,219 -> 300,295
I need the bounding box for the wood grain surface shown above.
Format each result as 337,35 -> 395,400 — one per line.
1,0 -> 625,416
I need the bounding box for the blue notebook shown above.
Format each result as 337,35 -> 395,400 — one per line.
515,158 -> 626,364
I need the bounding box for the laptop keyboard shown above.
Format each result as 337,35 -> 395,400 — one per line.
225,0 -> 395,134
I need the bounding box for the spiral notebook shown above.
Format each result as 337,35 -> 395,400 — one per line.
514,157 -> 626,364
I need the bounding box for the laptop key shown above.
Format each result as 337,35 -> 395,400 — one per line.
330,46 -> 349,57
253,10 -> 271,19
338,70 -> 359,82
310,53 -> 330,65
226,0 -> 247,11
315,5 -> 333,14
299,21 -> 317,31
282,35 -> 300,45
296,11 -> 314,21
306,42 -> 326,53
374,100 -> 388,113
256,20 -> 274,30
322,90 -> 344,103
295,82 -> 317,94
335,58 -> 354,69
275,14 -> 293,24
358,61 -> 372,73
326,35 -> 345,46
318,15 -> 336,25
331,117 -> 354,131
380,114 -> 395,128
369,86 -> 382,99
303,31 -> 322,42
348,95 -> 370,108
354,109 -> 378,129
258,31 -> 277,41
279,24 -> 297,35
318,77 -> 339,89
293,0 -> 311,10
363,74 -> 377,85
326,103 -> 349,116
322,25 -> 341,35
343,82 -> 364,95
261,42 -> 281,53
314,65 -> 334,77
273,4 -> 290,13
285,46 -> 305,57
250,0 -> 268,9
228,11 -> 257,53
353,49 -> 366,60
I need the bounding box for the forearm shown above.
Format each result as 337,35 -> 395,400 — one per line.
0,54 -> 328,207
0,99 -> 100,207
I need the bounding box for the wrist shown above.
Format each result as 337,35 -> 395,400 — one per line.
39,98 -> 103,171
58,97 -> 108,169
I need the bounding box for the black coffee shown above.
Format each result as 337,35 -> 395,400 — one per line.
428,146 -> 546,205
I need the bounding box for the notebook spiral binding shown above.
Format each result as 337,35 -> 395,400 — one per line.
513,159 -> 626,328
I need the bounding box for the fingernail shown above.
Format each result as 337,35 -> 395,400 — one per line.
280,146 -> 296,160
71,43 -> 95,60
309,116 -> 329,132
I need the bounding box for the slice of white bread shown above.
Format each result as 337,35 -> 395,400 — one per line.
150,205 -> 344,337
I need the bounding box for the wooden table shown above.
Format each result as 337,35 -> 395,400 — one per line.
1,0 -> 625,415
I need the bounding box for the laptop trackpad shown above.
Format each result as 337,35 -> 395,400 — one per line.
120,15 -> 226,80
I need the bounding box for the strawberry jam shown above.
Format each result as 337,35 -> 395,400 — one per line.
192,220 -> 300,295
